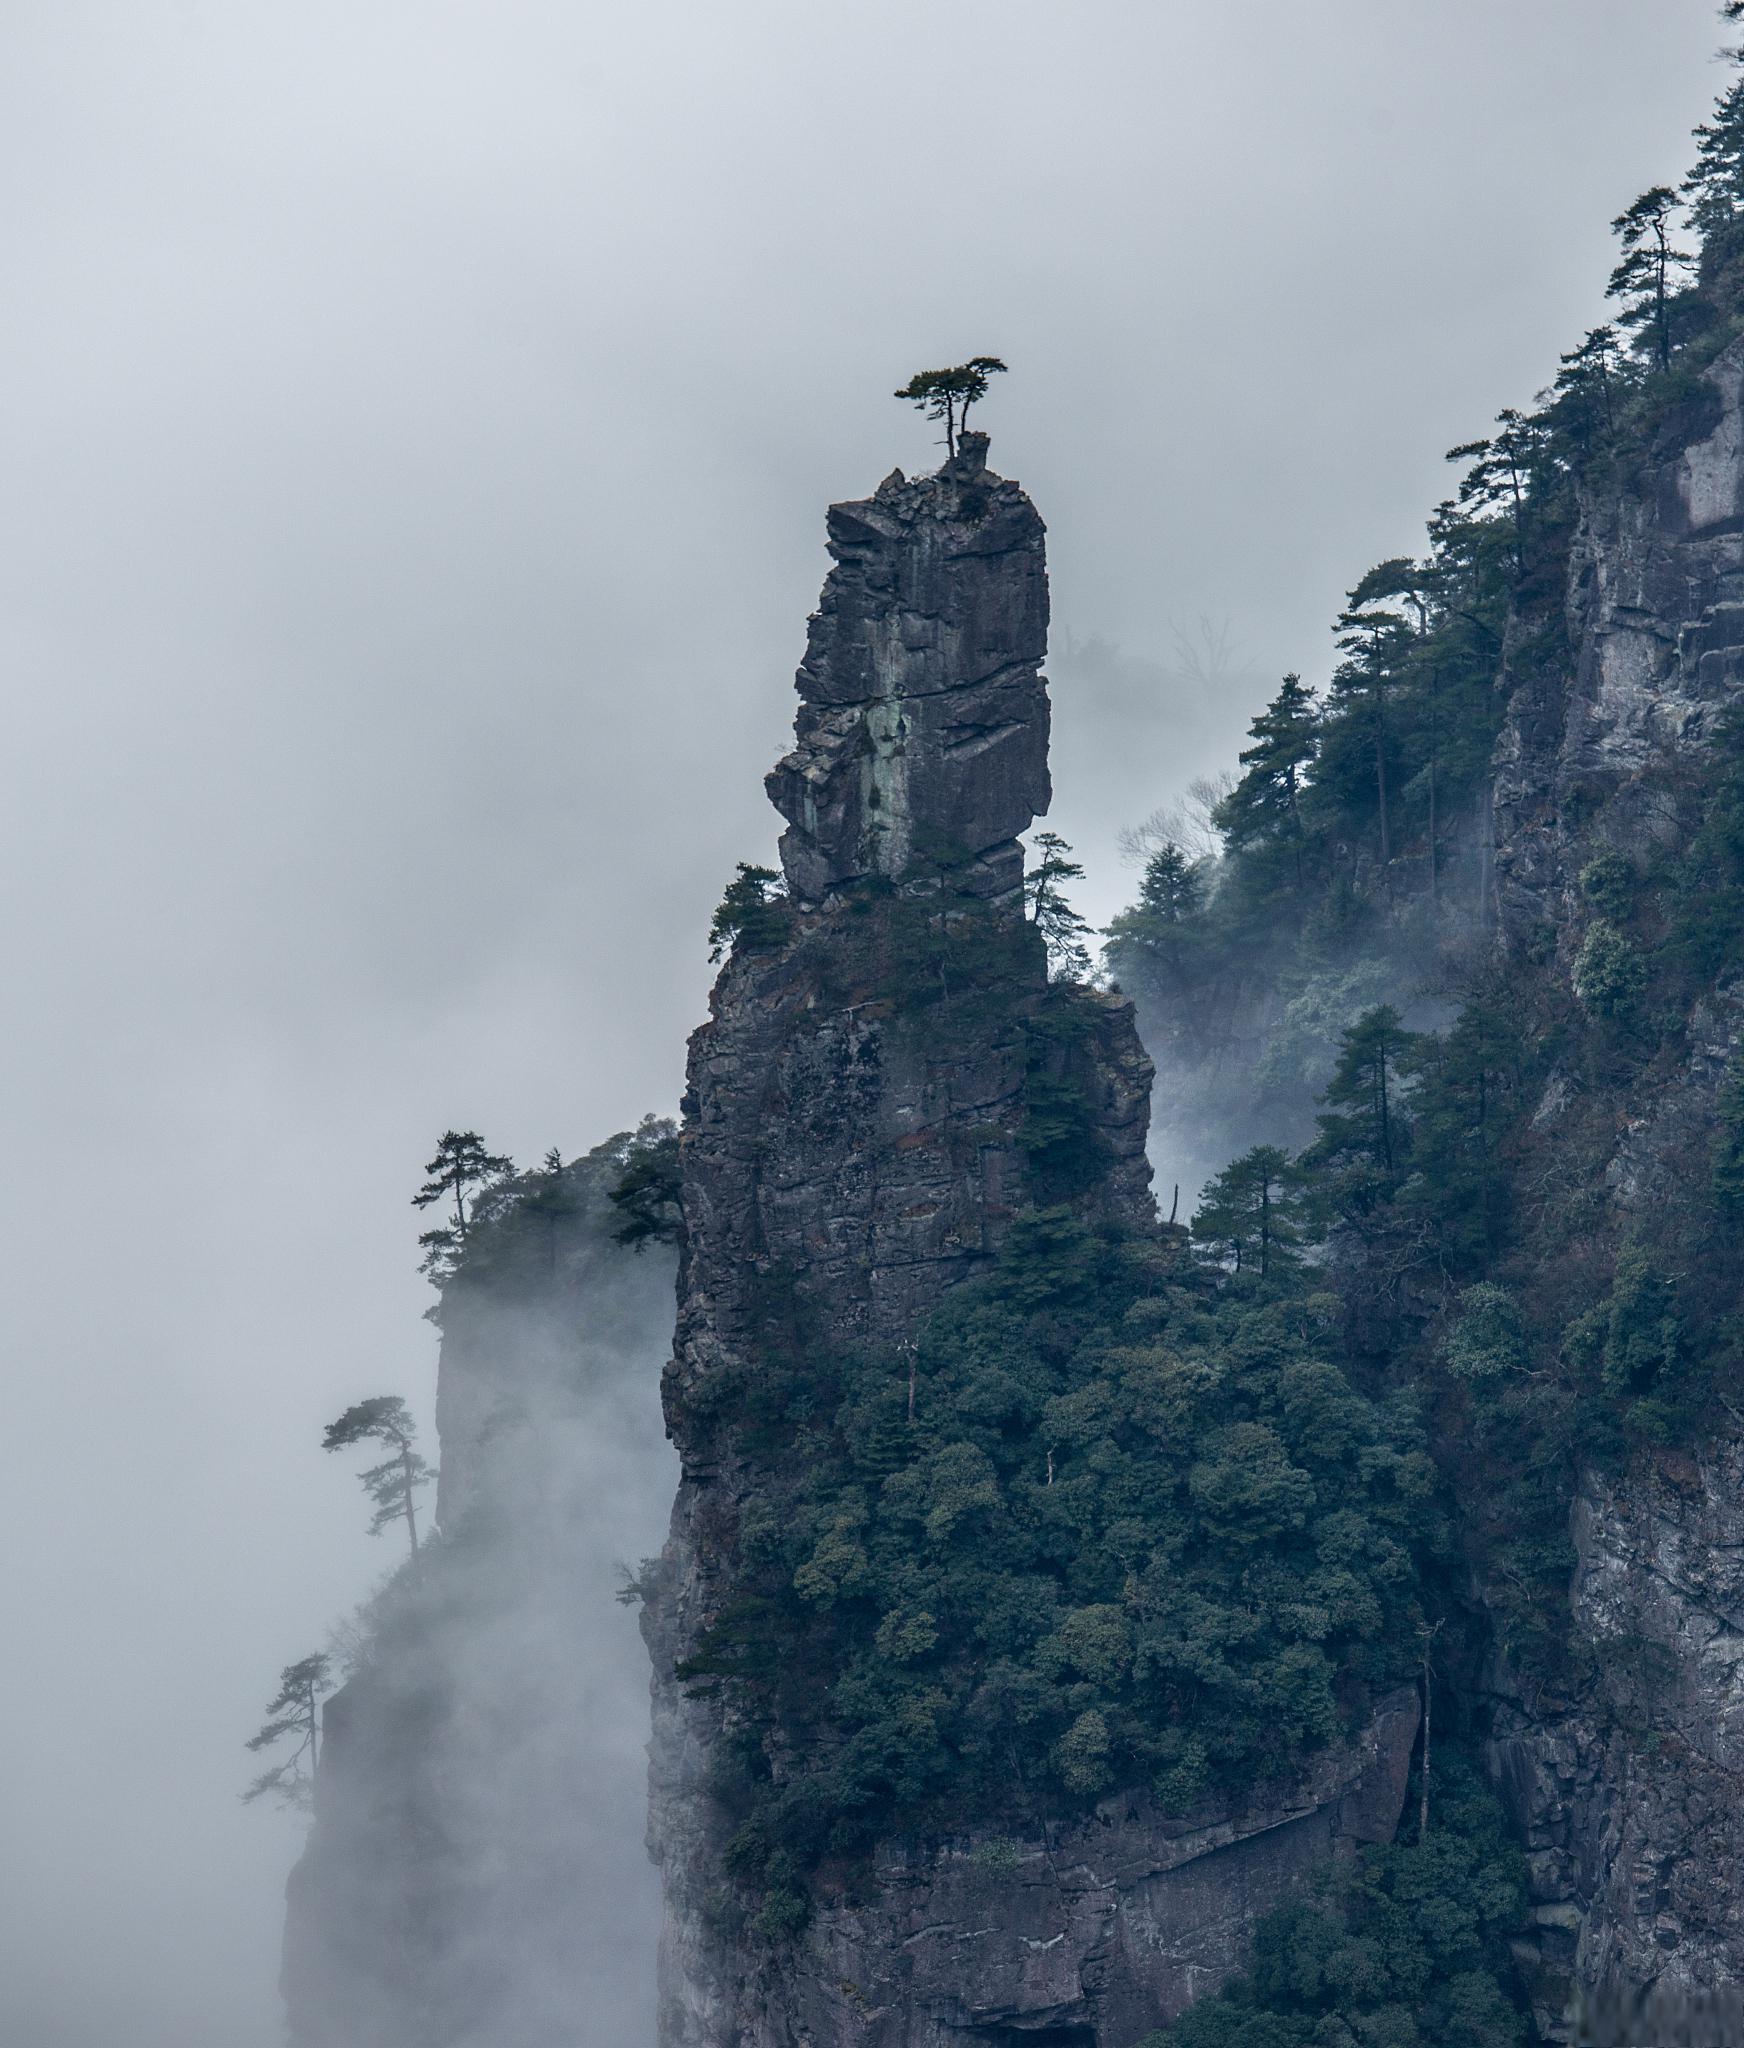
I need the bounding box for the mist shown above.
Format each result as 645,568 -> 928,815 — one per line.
0,3 -> 1730,2043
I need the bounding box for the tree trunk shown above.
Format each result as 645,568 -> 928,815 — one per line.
402,1448 -> 420,1556
1373,694 -> 1391,867
1419,1619 -> 1443,1838
1378,1051 -> 1392,1171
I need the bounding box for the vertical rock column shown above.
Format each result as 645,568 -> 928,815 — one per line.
643,440 -> 1149,2047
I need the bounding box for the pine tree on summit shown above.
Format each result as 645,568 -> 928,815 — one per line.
894,357 -> 1007,456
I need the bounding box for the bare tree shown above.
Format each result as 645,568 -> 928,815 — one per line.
1117,772 -> 1235,869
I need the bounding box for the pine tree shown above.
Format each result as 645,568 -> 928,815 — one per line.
1102,842 -> 1206,1002
1191,1145 -> 1302,1276
609,1115 -> 684,1250
517,1147 -> 584,1274
892,357 -> 1007,455
1300,1006 -> 1420,1234
1607,186 -> 1695,371
1445,410 -> 1549,573
1685,55 -> 1744,249
243,1653 -> 334,1808
1400,987 -> 1525,1268
322,1397 -> 434,1556
708,863 -> 787,962
412,1130 -> 513,1247
1213,674 -> 1319,879
1550,326 -> 1623,458
1327,574 -> 1420,867
1025,831 -> 1094,981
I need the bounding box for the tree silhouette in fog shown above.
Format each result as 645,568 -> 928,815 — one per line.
243,1653 -> 333,1808
322,1396 -> 434,1556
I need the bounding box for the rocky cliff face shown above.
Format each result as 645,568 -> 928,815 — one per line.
644,441 -> 1418,2048
282,1141 -> 677,2048
1485,334 -> 1744,2041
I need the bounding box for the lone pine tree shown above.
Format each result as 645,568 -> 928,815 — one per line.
244,1652 -> 334,1809
322,1396 -> 433,1556
412,1128 -> 513,1283
1025,831 -> 1093,982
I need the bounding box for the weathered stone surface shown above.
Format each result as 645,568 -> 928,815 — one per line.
768,433 -> 1051,905
645,450 -> 1416,2048
1488,1443 -> 1744,2041
653,1690 -> 1417,2048
1493,336 -> 1744,956
1484,333 -> 1744,2039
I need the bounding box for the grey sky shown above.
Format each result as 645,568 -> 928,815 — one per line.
0,4 -> 1728,2043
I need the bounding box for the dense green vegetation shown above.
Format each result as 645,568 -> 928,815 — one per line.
679,30 -> 1744,2043
686,1200 -> 1438,1938
1143,1755 -> 1528,2048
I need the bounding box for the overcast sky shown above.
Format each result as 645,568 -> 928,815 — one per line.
0,5 -> 1731,2044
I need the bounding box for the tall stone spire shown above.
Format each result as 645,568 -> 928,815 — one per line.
767,433 -> 1050,905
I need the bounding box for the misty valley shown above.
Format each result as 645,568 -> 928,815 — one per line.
212,22 -> 1744,2048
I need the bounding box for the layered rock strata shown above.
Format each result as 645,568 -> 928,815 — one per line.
645,442 -> 1417,2048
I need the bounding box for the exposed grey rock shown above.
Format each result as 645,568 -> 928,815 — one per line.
1489,1442 -> 1744,2041
768,433 -> 1051,906
1493,336 -> 1744,958
645,451 -> 1416,2048
1484,333 -> 1744,2039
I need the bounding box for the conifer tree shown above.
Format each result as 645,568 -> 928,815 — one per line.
609,1115 -> 684,1250
1445,409 -> 1547,573
1300,1007 -> 1420,1236
1607,186 -> 1695,371
1191,1145 -> 1302,1276
322,1396 -> 434,1556
1399,987 -> 1523,1268
1328,575 -> 1419,867
893,357 -> 1007,455
1025,831 -> 1093,981
413,1130 -> 512,1246
1551,326 -> 1623,455
243,1653 -> 334,1808
1213,674 -> 1319,877
1102,842 -> 1204,997
518,1147 -> 584,1274
708,863 -> 786,962
1684,24 -> 1744,256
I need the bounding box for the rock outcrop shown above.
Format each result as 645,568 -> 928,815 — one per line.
644,444 -> 1418,2048
282,1141 -> 677,2048
1493,337 -> 1744,953
1484,333 -> 1744,2039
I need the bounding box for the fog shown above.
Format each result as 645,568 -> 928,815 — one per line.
0,4 -> 1727,2042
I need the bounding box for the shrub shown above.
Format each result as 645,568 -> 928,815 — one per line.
1572,919 -> 1647,1019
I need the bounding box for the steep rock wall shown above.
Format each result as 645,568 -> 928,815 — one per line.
1486,334 -> 1744,2039
645,443 -> 1417,2048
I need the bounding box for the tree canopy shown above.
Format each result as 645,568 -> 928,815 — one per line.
322,1396 -> 434,1555
893,357 -> 1008,456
